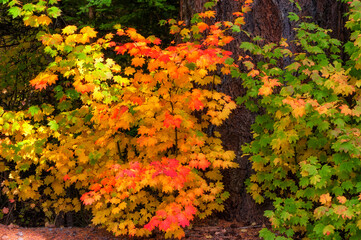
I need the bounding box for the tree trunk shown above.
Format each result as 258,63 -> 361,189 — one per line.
180,0 -> 348,223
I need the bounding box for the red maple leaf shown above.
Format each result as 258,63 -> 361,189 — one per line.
63,174 -> 70,181
80,193 -> 95,205
184,205 -> 197,218
144,218 -> 160,231
164,169 -> 177,178
90,183 -> 102,192
176,213 -> 190,227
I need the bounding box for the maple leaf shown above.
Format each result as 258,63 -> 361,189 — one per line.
90,183 -> 102,192
81,193 -> 95,205
144,218 -> 160,231
124,67 -> 136,76
340,104 -> 352,115
176,213 -> 190,227
180,28 -> 191,36
233,12 -> 244,17
152,37 -> 162,45
184,205 -> 197,218
199,11 -> 216,18
198,158 -> 211,170
156,210 -> 167,218
80,26 -> 97,38
38,15 -> 52,26
258,86 -> 272,96
2,207 -> 9,214
197,22 -> 209,32
74,83 -> 95,93
164,112 -> 182,129
337,196 -> 347,204
131,57 -> 145,67
319,193 -> 332,206
30,73 -> 58,90
222,36 -> 234,44
293,106 -> 306,118
114,45 -> 127,55
62,25 -> 78,35
63,174 -> 70,181
163,169 -> 177,178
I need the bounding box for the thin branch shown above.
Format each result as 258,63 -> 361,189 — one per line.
0,43 -> 19,48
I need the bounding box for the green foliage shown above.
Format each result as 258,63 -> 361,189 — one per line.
240,1 -> 361,239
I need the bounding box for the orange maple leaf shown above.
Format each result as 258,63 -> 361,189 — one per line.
199,11 -> 216,18
74,83 -> 95,93
197,22 -> 209,32
90,183 -> 102,192
337,196 -> 347,204
30,73 -> 58,90
38,15 -> 52,26
131,57 -> 145,67
198,158 -> 211,170
124,67 -> 136,76
233,12 -> 244,17
258,86 -> 272,96
340,104 -> 352,116
320,193 -> 332,206
222,36 -> 234,44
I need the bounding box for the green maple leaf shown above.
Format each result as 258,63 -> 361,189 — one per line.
231,25 -> 241,33
28,106 -> 40,116
8,6 -> 21,18
23,3 -> 35,12
288,12 -> 299,22
204,1 -> 215,9
258,228 -> 276,240
225,58 -> 234,65
48,120 -> 59,131
20,163 -> 30,171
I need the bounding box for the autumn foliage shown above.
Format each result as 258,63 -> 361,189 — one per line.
7,0 -> 361,239
0,0 -> 254,238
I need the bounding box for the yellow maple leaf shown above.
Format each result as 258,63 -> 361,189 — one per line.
80,26 -> 97,38
293,106 -> 306,118
62,25 -> 78,35
112,207 -> 121,214
52,181 -> 64,195
357,219 -> 361,230
180,28 -> 190,36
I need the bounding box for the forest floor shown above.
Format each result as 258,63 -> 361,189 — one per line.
0,219 -> 264,240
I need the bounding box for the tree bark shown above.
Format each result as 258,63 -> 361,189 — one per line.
180,0 -> 348,222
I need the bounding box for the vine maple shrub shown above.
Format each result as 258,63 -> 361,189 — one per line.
237,1 -> 361,239
0,0 -> 254,238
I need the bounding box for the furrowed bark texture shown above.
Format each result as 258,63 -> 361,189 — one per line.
180,0 -> 348,222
